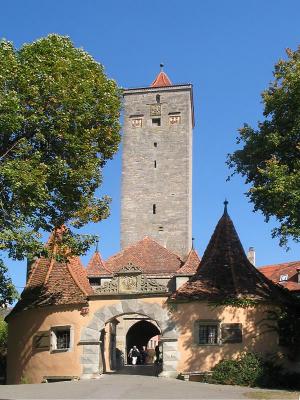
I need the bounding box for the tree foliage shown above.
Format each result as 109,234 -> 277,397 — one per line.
0,260 -> 17,307
0,34 -> 121,263
228,47 -> 300,247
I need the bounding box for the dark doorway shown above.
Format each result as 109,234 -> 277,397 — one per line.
126,320 -> 160,364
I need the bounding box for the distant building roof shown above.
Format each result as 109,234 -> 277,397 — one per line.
259,261 -> 300,292
105,236 -> 183,275
173,205 -> 291,303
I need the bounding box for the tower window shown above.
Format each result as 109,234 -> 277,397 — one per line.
154,160 -> 157,168
154,142 -> 157,147
169,115 -> 181,125
130,118 -> 143,128
158,226 -> 164,232
156,94 -> 160,103
152,118 -> 161,126
153,204 -> 156,214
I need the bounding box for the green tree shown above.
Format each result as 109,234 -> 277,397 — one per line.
0,34 -> 121,304
228,47 -> 300,247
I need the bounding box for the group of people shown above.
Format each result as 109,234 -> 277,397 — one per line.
128,345 -> 161,366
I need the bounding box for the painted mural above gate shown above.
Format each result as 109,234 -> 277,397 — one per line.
94,263 -> 168,295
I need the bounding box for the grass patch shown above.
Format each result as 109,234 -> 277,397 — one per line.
244,390 -> 300,399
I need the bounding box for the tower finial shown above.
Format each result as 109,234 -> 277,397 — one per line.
95,237 -> 99,252
192,237 -> 195,249
223,199 -> 229,214
160,63 -> 164,71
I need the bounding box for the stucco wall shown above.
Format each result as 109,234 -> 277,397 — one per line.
175,302 -> 280,373
7,297 -> 286,383
7,305 -> 85,384
7,297 -> 170,384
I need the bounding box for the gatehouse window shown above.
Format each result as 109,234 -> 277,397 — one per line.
50,326 -> 73,352
195,320 -> 220,345
221,323 -> 243,343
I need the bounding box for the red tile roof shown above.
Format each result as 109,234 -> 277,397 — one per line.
259,261 -> 300,292
9,234 -> 93,318
176,249 -> 201,275
173,207 -> 291,303
86,251 -> 112,277
151,71 -> 172,87
105,236 -> 183,275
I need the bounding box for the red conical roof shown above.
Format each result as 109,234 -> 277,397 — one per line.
86,251 -> 112,277
151,71 -> 172,87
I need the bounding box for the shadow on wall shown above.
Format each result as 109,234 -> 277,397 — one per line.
167,301 -> 281,374
7,287 -> 82,384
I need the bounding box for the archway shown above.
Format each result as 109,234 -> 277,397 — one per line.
126,320 -> 160,364
80,299 -> 179,379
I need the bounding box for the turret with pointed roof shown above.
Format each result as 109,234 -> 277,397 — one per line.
7,230 -> 93,319
173,202 -> 291,302
86,250 -> 112,277
151,64 -> 173,87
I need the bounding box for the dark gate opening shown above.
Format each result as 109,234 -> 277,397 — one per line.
126,320 -> 160,364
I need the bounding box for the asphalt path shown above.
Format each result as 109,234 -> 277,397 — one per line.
0,373 -> 294,400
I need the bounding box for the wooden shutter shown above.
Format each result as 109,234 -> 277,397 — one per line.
33,330 -> 50,350
221,323 -> 242,343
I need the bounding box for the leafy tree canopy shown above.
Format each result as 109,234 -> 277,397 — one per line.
0,34 -> 121,303
228,47 -> 300,247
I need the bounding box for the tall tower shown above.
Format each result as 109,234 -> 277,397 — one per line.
121,68 -> 194,259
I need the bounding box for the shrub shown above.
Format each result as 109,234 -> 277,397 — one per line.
211,352 -> 264,387
210,352 -> 300,389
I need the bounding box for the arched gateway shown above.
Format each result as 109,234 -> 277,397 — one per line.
80,299 -> 179,379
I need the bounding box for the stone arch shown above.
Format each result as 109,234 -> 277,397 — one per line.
80,299 -> 179,379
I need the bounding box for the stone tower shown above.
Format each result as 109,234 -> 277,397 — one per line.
121,68 -> 194,259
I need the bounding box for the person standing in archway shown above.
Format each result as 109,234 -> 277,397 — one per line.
140,346 -> 148,365
128,345 -> 140,365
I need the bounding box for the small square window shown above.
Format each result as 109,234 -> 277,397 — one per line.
279,274 -> 288,282
154,142 -> 158,147
152,118 -> 161,126
195,321 -> 219,345
221,323 -> 243,343
131,118 -> 142,128
51,326 -> 72,352
169,115 -> 181,125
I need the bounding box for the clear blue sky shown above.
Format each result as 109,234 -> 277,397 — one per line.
1,0 -> 300,293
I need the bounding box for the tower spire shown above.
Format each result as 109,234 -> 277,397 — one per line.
150,66 -> 172,87
223,199 -> 229,215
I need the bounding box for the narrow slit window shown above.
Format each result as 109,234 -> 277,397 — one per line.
154,142 -> 157,147
154,160 -> 157,168
153,204 -> 156,214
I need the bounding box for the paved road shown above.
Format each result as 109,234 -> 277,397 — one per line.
0,373 -> 295,400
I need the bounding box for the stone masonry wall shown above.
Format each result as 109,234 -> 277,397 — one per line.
121,85 -> 193,259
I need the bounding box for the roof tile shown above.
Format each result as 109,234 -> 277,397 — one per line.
105,236 -> 183,274
173,207 -> 291,303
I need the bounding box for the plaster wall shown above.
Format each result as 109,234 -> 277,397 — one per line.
7,297 -> 170,384
175,302 -> 280,373
7,306 -> 85,384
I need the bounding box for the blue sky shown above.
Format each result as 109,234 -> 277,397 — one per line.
1,0 -> 300,293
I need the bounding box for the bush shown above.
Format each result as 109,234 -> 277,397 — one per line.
210,352 -> 300,390
211,353 -> 264,387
